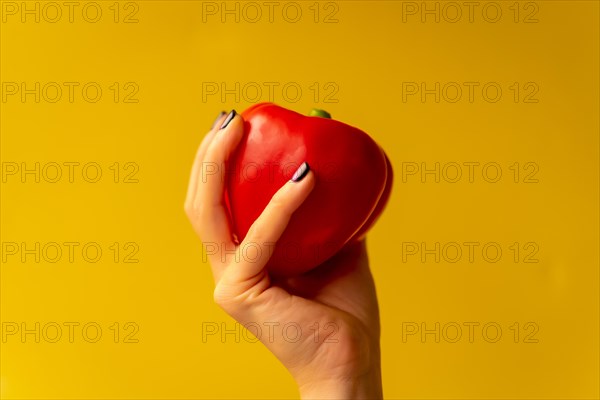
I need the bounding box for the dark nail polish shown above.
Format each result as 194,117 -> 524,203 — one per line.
211,111 -> 226,129
291,162 -> 310,182
219,110 -> 236,130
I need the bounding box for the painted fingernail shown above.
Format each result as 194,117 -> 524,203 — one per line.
219,110 -> 236,130
211,111 -> 226,129
291,162 -> 310,182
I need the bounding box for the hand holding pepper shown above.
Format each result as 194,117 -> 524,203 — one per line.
185,110 -> 383,399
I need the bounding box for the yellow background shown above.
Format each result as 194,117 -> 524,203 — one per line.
1,1 -> 598,398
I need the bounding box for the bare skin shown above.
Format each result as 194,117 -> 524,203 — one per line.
185,111 -> 383,399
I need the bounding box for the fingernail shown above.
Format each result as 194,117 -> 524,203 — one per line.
211,111 -> 226,129
291,162 -> 310,182
219,110 -> 236,130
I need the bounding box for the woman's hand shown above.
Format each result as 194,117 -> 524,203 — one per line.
185,110 -> 383,399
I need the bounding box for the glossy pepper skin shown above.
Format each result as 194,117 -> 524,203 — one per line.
225,103 -> 392,277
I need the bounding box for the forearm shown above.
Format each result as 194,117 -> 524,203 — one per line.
297,344 -> 383,400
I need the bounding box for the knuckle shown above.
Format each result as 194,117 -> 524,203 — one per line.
186,201 -> 210,222
184,199 -> 198,215
213,284 -> 236,311
212,286 -> 227,307
184,201 -> 194,217
268,193 -> 291,216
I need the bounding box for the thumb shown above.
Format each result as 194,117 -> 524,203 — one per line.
224,162 -> 315,282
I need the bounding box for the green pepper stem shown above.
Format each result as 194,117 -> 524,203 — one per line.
309,109 -> 331,119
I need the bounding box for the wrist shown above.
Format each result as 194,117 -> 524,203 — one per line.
297,341 -> 382,400
298,366 -> 383,400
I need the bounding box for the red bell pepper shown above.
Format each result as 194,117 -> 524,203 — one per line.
225,103 -> 392,277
